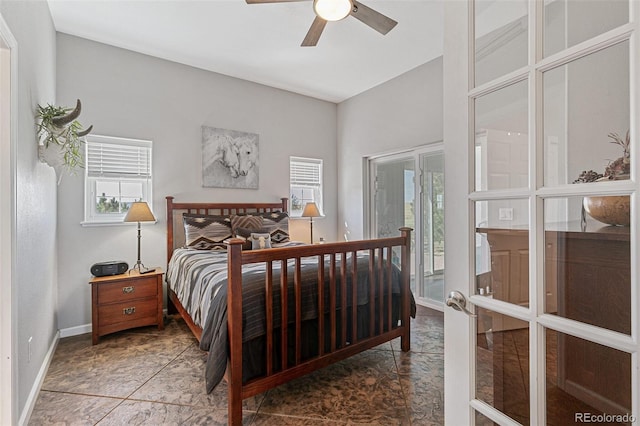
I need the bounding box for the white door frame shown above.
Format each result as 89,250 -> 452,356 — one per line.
443,0 -> 640,425
0,13 -> 17,426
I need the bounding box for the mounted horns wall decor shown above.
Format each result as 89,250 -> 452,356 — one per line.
36,99 -> 93,183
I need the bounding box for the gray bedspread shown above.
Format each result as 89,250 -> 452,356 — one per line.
166,247 -> 414,393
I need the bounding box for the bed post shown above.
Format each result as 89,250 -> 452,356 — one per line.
227,239 -> 244,425
280,197 -> 288,213
399,227 -> 412,352
166,196 -> 175,265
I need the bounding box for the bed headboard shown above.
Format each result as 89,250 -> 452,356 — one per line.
166,196 -> 289,263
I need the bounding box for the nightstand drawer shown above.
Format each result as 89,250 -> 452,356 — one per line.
97,276 -> 158,304
97,298 -> 158,327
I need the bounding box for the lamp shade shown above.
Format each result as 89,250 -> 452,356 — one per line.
301,202 -> 322,218
123,202 -> 156,223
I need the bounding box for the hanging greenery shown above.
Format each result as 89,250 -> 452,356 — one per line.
36,99 -> 93,172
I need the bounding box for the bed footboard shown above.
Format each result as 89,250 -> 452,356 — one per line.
225,229 -> 412,425
164,196 -> 412,425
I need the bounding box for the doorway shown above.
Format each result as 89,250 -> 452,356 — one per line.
368,144 -> 445,310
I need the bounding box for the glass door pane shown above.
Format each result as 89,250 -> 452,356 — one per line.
476,308 -> 530,424
373,157 -> 415,239
372,157 -> 416,289
545,328 -> 631,424
543,41 -> 630,187
420,151 -> 445,305
475,79 -> 529,191
544,0 -> 629,58
474,0 -> 528,87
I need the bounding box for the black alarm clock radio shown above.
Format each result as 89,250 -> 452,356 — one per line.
90,261 -> 129,277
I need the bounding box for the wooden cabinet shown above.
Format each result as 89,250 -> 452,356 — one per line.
89,268 -> 164,344
548,228 -> 631,415
477,226 -> 631,416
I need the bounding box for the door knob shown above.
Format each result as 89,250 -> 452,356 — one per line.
446,290 -> 477,317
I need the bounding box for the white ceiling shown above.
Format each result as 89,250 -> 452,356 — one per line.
47,0 -> 444,103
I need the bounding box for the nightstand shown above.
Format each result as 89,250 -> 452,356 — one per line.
89,268 -> 164,344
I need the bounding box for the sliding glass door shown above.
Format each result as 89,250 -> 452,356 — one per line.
369,144 -> 445,309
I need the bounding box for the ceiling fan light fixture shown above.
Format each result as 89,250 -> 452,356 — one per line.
313,0 -> 352,21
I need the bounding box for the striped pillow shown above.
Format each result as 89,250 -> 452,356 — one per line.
183,213 -> 232,251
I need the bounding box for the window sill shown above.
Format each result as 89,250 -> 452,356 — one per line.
290,216 -> 325,220
81,220 -> 158,228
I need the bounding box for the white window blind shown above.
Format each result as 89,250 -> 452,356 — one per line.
87,138 -> 152,178
83,135 -> 153,225
289,157 -> 323,217
290,158 -> 321,186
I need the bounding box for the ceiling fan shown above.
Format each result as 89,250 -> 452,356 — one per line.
245,0 -> 398,47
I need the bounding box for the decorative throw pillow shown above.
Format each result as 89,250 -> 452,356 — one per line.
250,232 -> 272,250
230,214 -> 263,236
234,226 -> 268,250
235,211 -> 290,244
256,212 -> 290,244
183,213 -> 232,250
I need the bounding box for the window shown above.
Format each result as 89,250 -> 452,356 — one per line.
83,135 -> 152,225
289,157 -> 323,217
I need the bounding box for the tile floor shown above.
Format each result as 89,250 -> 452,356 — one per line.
28,306 -> 444,425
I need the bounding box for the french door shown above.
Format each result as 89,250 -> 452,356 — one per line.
369,144 -> 445,309
444,0 -> 640,425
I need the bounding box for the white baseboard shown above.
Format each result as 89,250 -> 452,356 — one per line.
18,331 -> 60,426
59,323 -> 91,338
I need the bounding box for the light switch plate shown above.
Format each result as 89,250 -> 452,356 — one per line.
499,207 -> 513,221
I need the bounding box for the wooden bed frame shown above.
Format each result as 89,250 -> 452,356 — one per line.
165,196 -> 412,425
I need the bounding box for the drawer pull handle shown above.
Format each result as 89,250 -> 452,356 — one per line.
122,286 -> 134,294
123,307 -> 136,315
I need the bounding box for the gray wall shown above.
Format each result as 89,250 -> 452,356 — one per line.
0,0 -> 58,420
336,57 -> 443,240
55,34 -> 338,331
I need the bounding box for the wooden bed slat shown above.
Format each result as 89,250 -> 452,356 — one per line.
317,255 -> 325,356
351,251 -> 358,345
294,257 -> 302,365
280,259 -> 288,372
329,253 -> 337,352
340,252 -> 347,347
368,249 -> 375,339
265,262 -> 273,377
377,248 -> 384,334
386,247 -> 393,333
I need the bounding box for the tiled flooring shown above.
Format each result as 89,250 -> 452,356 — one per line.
29,306 -> 444,425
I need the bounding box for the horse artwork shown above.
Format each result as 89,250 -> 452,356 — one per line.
202,126 -> 259,189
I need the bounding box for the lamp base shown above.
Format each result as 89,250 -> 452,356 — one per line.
130,261 -> 149,274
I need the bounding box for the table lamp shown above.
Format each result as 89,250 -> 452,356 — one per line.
123,201 -> 156,271
301,202 -> 322,244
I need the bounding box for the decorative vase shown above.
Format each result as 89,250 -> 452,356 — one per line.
583,195 -> 630,226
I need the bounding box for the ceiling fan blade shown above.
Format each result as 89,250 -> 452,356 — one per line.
301,16 -> 327,47
246,0 -> 308,3
350,1 -> 398,35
